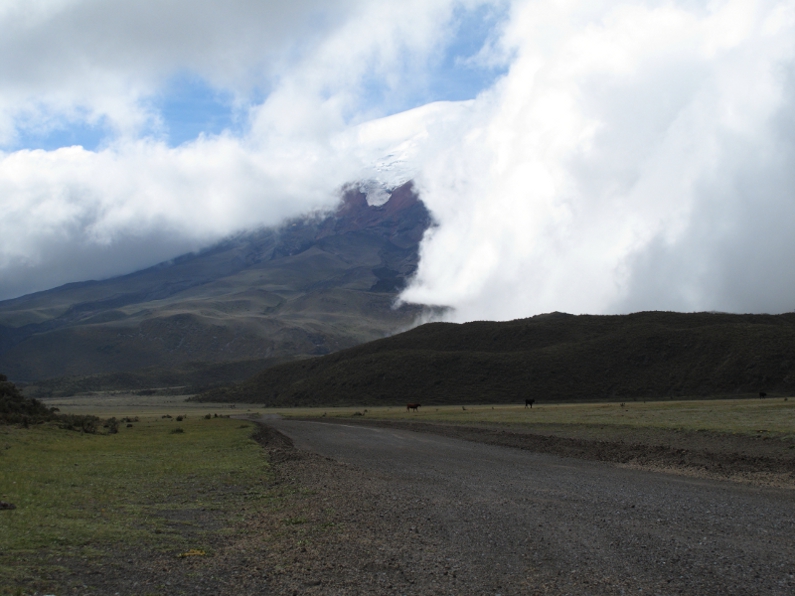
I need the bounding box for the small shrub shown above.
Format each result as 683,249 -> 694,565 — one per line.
106,417 -> 119,434
204,413 -> 212,419
171,427 -> 184,434
58,414 -> 101,434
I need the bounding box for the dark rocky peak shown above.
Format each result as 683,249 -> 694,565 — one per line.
320,181 -> 431,248
274,181 -> 431,258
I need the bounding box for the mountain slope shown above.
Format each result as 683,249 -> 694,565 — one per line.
0,182 -> 431,385
194,311 -> 795,405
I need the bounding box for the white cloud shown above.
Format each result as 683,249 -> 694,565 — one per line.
401,0 -> 795,319
2,0 -> 795,321
0,0 -> 495,299
0,0 -> 357,141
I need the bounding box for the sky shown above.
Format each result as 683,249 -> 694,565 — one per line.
1,0 -> 795,321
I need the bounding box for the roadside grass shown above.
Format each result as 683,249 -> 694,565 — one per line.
278,397 -> 795,440
39,392 -> 251,419
48,392 -> 795,441
0,415 -> 268,590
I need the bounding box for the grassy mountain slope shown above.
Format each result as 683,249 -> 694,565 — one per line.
194,311 -> 795,406
0,183 -> 431,387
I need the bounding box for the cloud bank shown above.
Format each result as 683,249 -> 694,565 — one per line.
0,0 -> 496,298
2,0 -> 795,322
403,0 -> 795,319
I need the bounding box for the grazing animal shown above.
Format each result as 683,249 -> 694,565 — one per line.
525,399 -> 535,409
406,403 -> 421,412
760,392 -> 768,399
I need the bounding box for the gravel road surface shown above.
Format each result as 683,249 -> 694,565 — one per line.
261,416 -> 795,595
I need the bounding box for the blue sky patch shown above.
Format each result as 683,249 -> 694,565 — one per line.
5,5 -> 508,153
154,74 -> 240,146
355,3 -> 508,121
8,114 -> 112,152
430,3 -> 509,101
7,75 -> 242,152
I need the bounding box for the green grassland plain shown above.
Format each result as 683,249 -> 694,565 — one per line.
2,393 -> 794,593
0,407 -> 271,594
45,392 -> 795,440
281,397 -> 795,441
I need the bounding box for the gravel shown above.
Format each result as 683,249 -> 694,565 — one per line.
258,416 -> 795,595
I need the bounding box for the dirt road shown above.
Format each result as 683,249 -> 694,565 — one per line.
261,416 -> 795,595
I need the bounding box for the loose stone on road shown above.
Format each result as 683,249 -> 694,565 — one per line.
261,416 -> 795,595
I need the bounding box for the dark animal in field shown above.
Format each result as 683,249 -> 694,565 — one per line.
0,501 -> 15,510
759,392 -> 767,399
406,403 -> 421,412
525,399 -> 535,408
126,423 -> 133,428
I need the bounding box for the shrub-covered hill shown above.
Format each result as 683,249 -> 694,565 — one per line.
0,373 -> 54,423
193,311 -> 795,406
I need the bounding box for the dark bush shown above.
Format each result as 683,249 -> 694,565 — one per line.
2,373 -> 122,434
57,414 -> 101,433
1,374 -> 55,425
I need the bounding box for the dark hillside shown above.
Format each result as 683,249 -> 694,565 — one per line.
194,311 -> 795,405
0,182 -> 431,385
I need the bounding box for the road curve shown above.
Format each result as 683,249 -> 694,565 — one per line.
264,416 -> 795,595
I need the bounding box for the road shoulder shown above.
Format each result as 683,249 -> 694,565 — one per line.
281,416 -> 795,489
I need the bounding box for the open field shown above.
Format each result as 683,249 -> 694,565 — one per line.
4,393 -> 795,593
40,392 -> 259,419
43,392 -> 795,442
0,413 -> 273,594
280,396 -> 795,440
